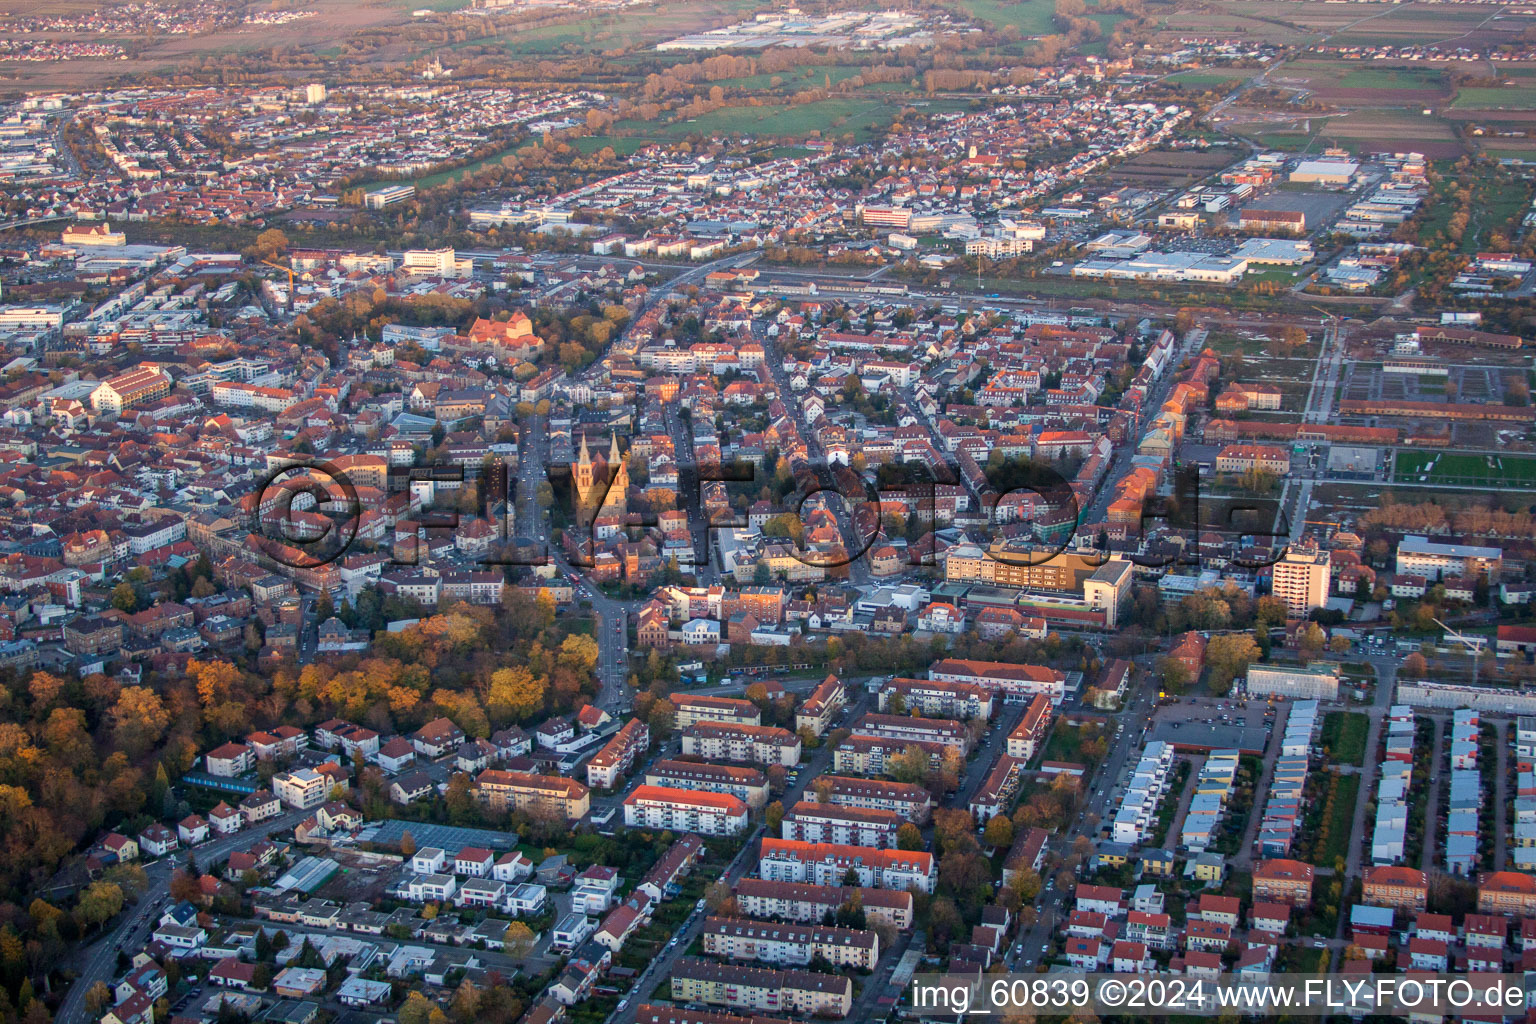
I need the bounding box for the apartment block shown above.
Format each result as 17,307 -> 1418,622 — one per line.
1270,547 -> 1331,620
669,958 -> 852,1018
700,917 -> 878,969
645,759 -> 771,809
473,769 -> 591,820
809,776 -> 934,823
731,878 -> 913,930
1005,694 -> 1053,762
681,723 -> 801,767
758,838 -> 936,893
623,785 -> 749,836
879,679 -> 993,721
781,801 -> 902,848
586,718 -> 650,790
794,674 -> 845,738
671,694 -> 762,729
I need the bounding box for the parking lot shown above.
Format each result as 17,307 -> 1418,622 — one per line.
1146,696 -> 1274,755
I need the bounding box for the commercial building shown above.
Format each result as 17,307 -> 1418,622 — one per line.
1289,159 -> 1358,185
364,185 -> 415,209
1396,536 -> 1502,582
1245,664 -> 1340,701
928,659 -> 1067,706
1238,208 -> 1306,233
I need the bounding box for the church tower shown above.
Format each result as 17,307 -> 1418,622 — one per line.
574,434 -> 595,503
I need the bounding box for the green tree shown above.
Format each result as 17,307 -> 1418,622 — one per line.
111,582 -> 138,613
896,822 -> 924,850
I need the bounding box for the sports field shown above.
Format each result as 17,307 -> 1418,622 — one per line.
1393,450 -> 1536,486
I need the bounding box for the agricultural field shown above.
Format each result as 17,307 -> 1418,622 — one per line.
1309,110 -> 1465,158
1088,146 -> 1242,188
952,0 -> 1058,36
612,96 -> 903,145
1273,60 -> 1449,105
1453,86 -> 1536,111
1392,451 -> 1536,488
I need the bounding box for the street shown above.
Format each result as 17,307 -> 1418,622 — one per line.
57,809 -> 313,1024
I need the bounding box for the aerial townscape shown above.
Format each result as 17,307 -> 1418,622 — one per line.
9,0 -> 1536,1022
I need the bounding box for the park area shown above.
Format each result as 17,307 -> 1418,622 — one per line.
1392,451 -> 1536,487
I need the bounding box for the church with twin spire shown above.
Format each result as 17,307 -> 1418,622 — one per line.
573,432 -> 629,519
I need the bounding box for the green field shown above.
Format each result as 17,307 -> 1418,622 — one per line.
615,96 -> 900,143
953,0 -> 1056,35
1453,86 -> 1536,110
711,65 -> 868,92
1320,711 -> 1369,767
1393,450 -> 1536,487
571,135 -> 654,156
1335,67 -> 1445,90
1166,70 -> 1249,88
394,0 -> 472,11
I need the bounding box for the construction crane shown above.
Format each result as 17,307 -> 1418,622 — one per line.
1433,616 -> 1487,687
261,258 -> 295,311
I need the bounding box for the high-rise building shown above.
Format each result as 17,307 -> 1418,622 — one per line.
1271,546 -> 1330,620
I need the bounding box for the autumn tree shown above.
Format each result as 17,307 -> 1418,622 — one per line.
983,814 -> 1014,849
1205,634 -> 1260,689
110,687 -> 170,756
504,922 -> 535,958
764,801 -> 784,830
896,822 -> 924,850
486,666 -> 545,722
73,881 -> 125,932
